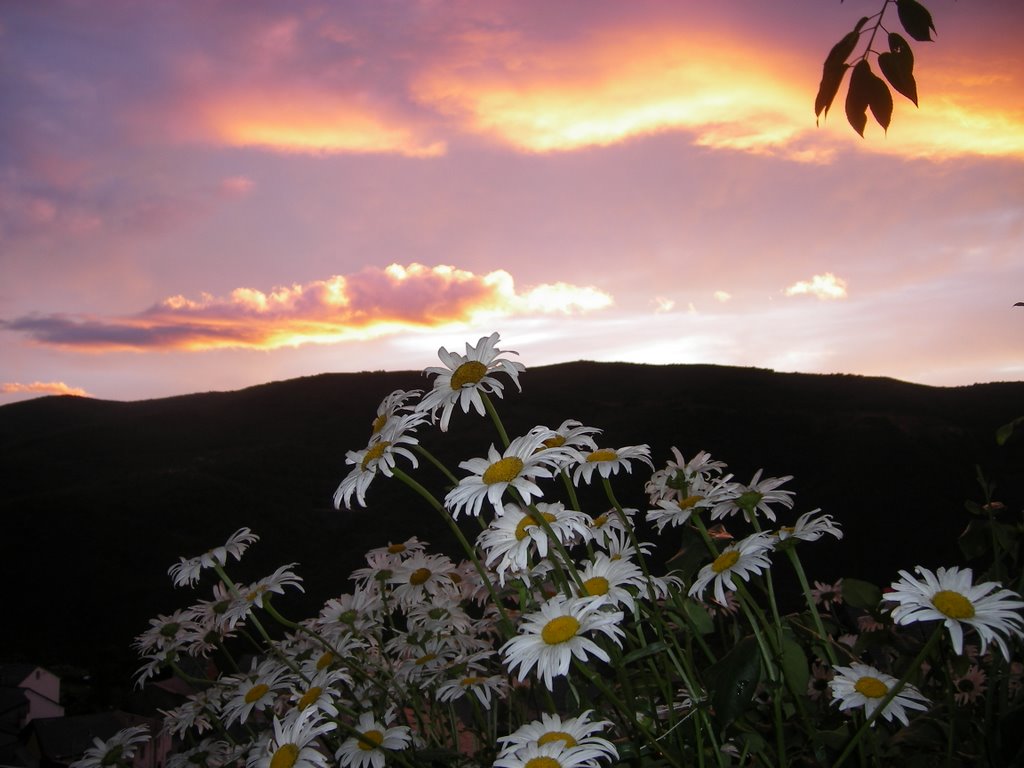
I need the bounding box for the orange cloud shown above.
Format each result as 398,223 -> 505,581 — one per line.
784,272 -> 848,300
413,25 -> 812,157
197,88 -> 446,157
2,264 -> 613,352
411,19 -> 1024,161
1,381 -> 89,397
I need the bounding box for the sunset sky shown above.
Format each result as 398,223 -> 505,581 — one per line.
2,1 -> 1022,404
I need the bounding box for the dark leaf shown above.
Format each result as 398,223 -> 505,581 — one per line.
897,0 -> 936,42
815,25 -> 863,121
706,635 -> 762,729
845,60 -> 872,136
841,577 -> 882,609
878,33 -> 919,105
868,70 -> 893,132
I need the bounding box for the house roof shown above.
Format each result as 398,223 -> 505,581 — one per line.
0,668 -> 39,689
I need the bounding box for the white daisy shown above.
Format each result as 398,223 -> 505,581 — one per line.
574,552 -> 646,612
501,594 -> 624,690
240,564 -> 305,609
774,509 -> 843,543
333,411 -> 425,509
645,472 -> 729,532
222,658 -> 295,726
435,671 -> 510,710
248,707 -> 337,768
416,331 -> 525,431
536,420 -> 602,468
367,388 -> 421,437
886,565 -> 1024,658
445,428 -> 569,518
572,444 -> 653,486
494,739 -> 616,768
477,502 -> 594,584
335,710 -> 412,768
168,527 -> 260,587
497,710 -> 618,765
69,725 -> 150,768
166,739 -> 235,768
688,532 -> 774,606
709,469 -> 794,523
829,662 -> 929,726
387,552 -> 459,608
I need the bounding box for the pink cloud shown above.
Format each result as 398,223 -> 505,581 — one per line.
1,264 -> 613,352
1,380 -> 89,397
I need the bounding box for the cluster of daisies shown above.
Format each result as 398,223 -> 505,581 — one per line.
74,333 -> 1024,768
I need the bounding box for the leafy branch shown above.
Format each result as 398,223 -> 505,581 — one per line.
816,0 -> 936,136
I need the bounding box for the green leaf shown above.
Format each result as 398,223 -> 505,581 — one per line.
778,633 -> 810,694
878,33 -> 919,106
682,599 -> 715,636
621,641 -> 670,665
706,635 -> 762,729
897,0 -> 936,42
842,577 -> 882,609
815,23 -> 864,121
868,69 -> 893,132
996,415 -> 1024,445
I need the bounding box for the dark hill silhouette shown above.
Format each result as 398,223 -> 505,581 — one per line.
2,362 -> 1022,704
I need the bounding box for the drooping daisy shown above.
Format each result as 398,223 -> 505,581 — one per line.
70,725 -> 150,768
435,670 -> 510,710
133,609 -> 198,655
811,578 -> 844,610
335,710 -> 412,768
248,707 -> 337,768
688,532 -> 775,606
536,420 -> 602,468
496,710 -> 618,765
645,447 -> 728,505
501,594 -> 624,690
168,527 -> 260,587
572,444 -> 653,486
477,502 -> 594,584
885,565 -> 1024,658
333,411 -> 426,509
774,509 -> 843,543
709,469 -> 795,523
241,563 -> 305,609
953,665 -> 987,706
416,332 -> 525,431
829,662 -> 929,726
367,389 -> 421,438
574,552 -> 646,612
445,428 -> 570,518
166,739 -> 236,768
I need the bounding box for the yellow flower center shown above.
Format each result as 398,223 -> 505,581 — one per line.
711,550 -> 740,573
415,653 -> 437,666
592,513 -> 608,527
541,615 -> 581,645
932,590 -> 975,620
361,441 -> 390,470
461,676 -> 483,686
587,449 -> 618,463
524,758 -> 561,768
451,360 -> 487,389
409,567 -> 432,585
538,731 -> 578,748
358,730 -> 384,751
387,543 -> 406,554
316,651 -> 334,670
854,676 -> 888,698
297,686 -> 322,711
679,494 -> 703,510
515,511 -> 557,541
483,456 -> 524,485
244,683 -> 269,704
581,576 -> 610,596
269,743 -> 299,768
370,413 -> 388,435
542,435 -> 567,448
